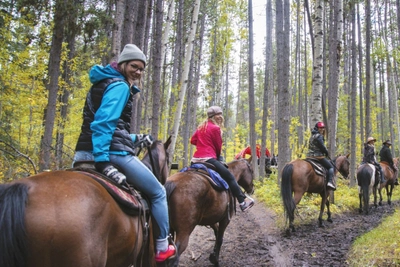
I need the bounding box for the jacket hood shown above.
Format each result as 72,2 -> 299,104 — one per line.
89,64 -> 125,84
311,128 -> 319,135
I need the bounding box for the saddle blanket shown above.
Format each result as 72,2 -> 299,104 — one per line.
73,169 -> 149,216
180,163 -> 229,190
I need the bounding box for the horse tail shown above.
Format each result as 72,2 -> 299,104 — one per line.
358,166 -> 372,213
0,183 -> 29,267
164,180 -> 176,201
281,164 -> 296,225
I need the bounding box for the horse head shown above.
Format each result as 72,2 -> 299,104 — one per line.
141,136 -> 171,185
229,158 -> 255,194
335,154 -> 350,179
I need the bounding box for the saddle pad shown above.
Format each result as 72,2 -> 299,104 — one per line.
180,163 -> 229,190
304,158 -> 326,177
71,168 -> 149,216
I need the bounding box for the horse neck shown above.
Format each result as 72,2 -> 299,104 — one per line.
142,143 -> 168,185
335,156 -> 349,177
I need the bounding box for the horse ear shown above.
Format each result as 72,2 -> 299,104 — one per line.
346,153 -> 350,158
165,136 -> 172,149
247,156 -> 252,163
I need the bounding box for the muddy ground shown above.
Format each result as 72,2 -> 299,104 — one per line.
177,196 -> 399,267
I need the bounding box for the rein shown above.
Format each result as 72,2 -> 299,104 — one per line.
330,157 -> 349,178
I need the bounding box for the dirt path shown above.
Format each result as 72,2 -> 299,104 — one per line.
177,197 -> 398,267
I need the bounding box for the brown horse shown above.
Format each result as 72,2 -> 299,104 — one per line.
378,157 -> 399,206
281,154 -> 350,233
164,158 -> 254,267
0,138 -> 171,267
357,163 -> 378,214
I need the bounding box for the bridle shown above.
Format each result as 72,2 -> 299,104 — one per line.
334,156 -> 349,179
147,141 -> 169,183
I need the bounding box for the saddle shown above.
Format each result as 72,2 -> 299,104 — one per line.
304,158 -> 326,177
180,163 -> 229,191
70,163 -> 150,216
380,161 -> 396,174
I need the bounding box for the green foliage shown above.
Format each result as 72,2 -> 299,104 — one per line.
255,175 -> 400,263
255,176 -> 398,224
347,209 -> 400,267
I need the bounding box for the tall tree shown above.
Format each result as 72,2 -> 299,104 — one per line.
248,0 -> 258,177
169,0 -> 201,161
365,0 -> 372,137
310,0 -> 324,124
327,0 -> 343,157
260,0 -> 273,178
276,0 -> 291,177
350,1 -> 357,187
150,0 -> 164,139
39,0 -> 67,171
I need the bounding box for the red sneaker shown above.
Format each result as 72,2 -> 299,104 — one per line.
155,244 -> 176,262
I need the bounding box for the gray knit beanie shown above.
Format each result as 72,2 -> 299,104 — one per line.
118,44 -> 146,66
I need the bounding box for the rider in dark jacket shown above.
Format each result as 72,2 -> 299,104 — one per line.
379,140 -> 399,185
306,121 -> 335,190
363,137 -> 385,184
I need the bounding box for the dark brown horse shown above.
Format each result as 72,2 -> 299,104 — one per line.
281,154 -> 350,232
378,157 -> 399,206
357,163 -> 378,214
0,138 -> 171,267
164,158 -> 254,267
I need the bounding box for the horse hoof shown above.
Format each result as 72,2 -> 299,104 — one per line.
209,253 -> 217,265
327,218 -> 333,223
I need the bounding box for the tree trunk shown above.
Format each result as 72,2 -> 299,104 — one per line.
260,0 -> 273,178
310,0 -> 324,123
169,0 -> 201,162
350,1 -> 357,187
276,0 -> 291,179
150,0 -> 164,139
365,0 -> 372,137
39,0 -> 66,171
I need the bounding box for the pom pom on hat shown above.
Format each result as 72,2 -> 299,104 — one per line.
118,44 -> 146,66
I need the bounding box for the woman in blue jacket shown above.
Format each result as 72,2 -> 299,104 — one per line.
74,44 -> 175,262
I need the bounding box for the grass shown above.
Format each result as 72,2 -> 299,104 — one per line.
254,172 -> 400,266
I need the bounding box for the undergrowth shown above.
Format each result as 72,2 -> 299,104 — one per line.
254,172 -> 400,266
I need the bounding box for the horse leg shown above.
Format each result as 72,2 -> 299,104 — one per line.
387,185 -> 392,206
326,197 -> 332,223
171,229 -> 192,267
318,194 -> 326,227
373,186 -> 378,209
209,220 -> 228,267
378,186 -> 383,206
290,192 -> 303,232
358,187 -> 363,214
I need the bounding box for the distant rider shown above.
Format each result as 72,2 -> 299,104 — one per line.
363,137 -> 385,184
306,121 -> 336,190
379,140 -> 399,185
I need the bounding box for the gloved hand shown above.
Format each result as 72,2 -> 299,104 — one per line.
136,134 -> 154,148
95,162 -> 126,184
